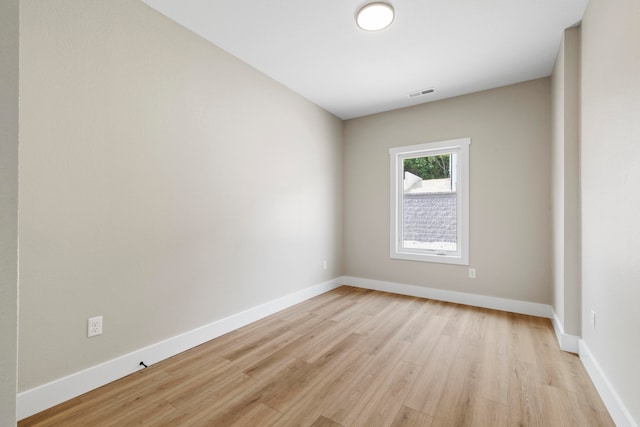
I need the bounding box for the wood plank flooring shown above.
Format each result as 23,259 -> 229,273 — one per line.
20,286 -> 614,426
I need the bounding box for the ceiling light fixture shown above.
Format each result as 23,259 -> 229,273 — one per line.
356,2 -> 395,31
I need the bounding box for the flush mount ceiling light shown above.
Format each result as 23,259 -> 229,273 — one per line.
356,2 -> 395,31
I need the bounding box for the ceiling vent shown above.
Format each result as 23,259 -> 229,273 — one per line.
408,88 -> 435,98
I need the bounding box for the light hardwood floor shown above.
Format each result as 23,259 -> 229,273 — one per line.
20,286 -> 614,426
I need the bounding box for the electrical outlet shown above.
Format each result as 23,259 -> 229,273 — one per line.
323,260 -> 328,270
468,268 -> 476,279
591,310 -> 596,329
88,316 -> 103,337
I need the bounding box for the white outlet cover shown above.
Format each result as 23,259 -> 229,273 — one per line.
88,316 -> 103,337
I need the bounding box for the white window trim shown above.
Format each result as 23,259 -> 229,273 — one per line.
389,137 -> 470,265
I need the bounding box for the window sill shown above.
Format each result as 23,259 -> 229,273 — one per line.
390,251 -> 469,265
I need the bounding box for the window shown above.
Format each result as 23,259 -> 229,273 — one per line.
389,138 -> 470,265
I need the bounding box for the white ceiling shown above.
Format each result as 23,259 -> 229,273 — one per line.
142,0 -> 588,120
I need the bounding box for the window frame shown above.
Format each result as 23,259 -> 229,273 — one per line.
389,137 -> 470,265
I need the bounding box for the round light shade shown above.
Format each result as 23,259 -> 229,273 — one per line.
356,2 -> 394,31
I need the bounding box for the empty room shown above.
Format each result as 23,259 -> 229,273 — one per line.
1,0 -> 639,425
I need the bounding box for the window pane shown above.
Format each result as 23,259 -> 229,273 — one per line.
402,153 -> 457,251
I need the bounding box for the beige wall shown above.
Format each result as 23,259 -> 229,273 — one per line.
19,0 -> 342,391
24,2 -> 640,422
0,0 -> 19,424
344,79 -> 552,303
580,0 -> 640,422
551,28 -> 581,336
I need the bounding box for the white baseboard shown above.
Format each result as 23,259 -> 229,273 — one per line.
343,276 -> 639,425
26,275 -> 635,427
579,340 -> 638,427
551,312 -> 580,353
340,276 -> 553,318
16,278 -> 342,421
